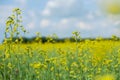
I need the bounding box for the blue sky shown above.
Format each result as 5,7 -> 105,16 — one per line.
0,0 -> 120,42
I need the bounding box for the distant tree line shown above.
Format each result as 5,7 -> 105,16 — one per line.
2,35 -> 120,43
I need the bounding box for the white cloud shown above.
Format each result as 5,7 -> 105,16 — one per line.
41,1 -> 56,16
110,28 -> 120,36
41,0 -> 78,17
86,12 -> 94,20
39,18 -> 78,31
40,19 -> 51,28
105,14 -> 120,27
26,22 -> 35,29
15,0 -> 26,6
77,22 -> 92,30
55,19 -> 69,29
42,9 -> 51,16
60,19 -> 69,24
47,1 -> 57,8
27,11 -> 37,20
114,20 -> 120,26
95,11 -> 102,17
101,22 -> 108,27
55,18 -> 78,30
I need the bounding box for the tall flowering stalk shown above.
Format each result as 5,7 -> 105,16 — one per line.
4,8 -> 26,43
2,8 -> 26,80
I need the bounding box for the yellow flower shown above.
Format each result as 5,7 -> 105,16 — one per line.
7,63 -> 13,69
30,62 -> 41,69
95,74 -> 115,80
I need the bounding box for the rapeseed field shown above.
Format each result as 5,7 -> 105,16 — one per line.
0,8 -> 120,80
0,39 -> 120,80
